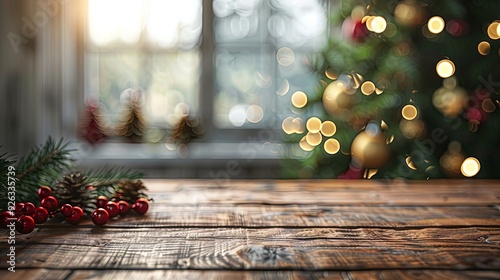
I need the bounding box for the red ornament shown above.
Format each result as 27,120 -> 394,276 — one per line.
117,201 -> 131,216
91,208 -> 109,226
60,204 -> 74,217
352,20 -> 370,42
65,206 -> 84,225
16,215 -> 35,234
105,201 -> 120,218
22,202 -> 36,216
14,202 -> 25,217
33,207 -> 49,224
41,196 -> 59,213
446,19 -> 468,37
37,186 -> 52,199
96,196 -> 109,208
0,211 -> 15,228
338,164 -> 364,179
132,198 -> 149,215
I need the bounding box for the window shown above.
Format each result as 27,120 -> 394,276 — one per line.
85,0 -> 329,145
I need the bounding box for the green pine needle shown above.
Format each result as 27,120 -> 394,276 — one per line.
13,138 -> 74,206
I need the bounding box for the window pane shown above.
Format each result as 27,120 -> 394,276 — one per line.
214,49 -> 273,128
268,0 -> 327,49
86,52 -> 200,127
147,0 -> 202,49
213,0 -> 328,129
88,0 -> 144,46
213,0 -> 262,43
88,0 -> 202,49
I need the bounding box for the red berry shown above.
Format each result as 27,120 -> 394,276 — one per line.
65,206 -> 84,225
33,207 -> 49,224
91,208 -> 109,226
117,201 -> 131,216
38,186 -> 52,199
96,196 -> 109,208
60,204 -> 74,217
14,202 -> 24,217
41,196 -> 59,213
132,199 -> 149,215
22,202 -> 36,216
16,215 -> 35,234
105,201 -> 120,218
0,211 -> 15,228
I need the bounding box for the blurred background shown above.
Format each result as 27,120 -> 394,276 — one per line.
1,0 -> 499,179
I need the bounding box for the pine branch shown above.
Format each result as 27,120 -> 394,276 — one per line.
85,166 -> 144,197
14,138 -> 74,204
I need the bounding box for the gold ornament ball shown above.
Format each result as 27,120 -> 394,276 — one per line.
394,0 -> 426,27
432,86 -> 468,118
322,80 -> 354,119
399,119 -> 426,139
351,129 -> 390,169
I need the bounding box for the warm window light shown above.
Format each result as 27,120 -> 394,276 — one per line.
88,0 -> 143,45
88,0 -> 201,47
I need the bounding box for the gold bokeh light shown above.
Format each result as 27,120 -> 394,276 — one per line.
361,81 -> 376,95
436,59 -> 455,78
367,16 -> 387,34
320,121 -> 337,137
306,117 -> 322,133
427,16 -> 445,34
478,41 -> 491,55
292,117 -> 305,134
281,117 -> 294,134
299,136 -> 314,152
402,104 -> 418,120
325,68 -> 338,80
291,91 -> 308,108
277,47 -> 295,66
306,132 -> 322,146
487,21 -> 500,40
461,157 -> 481,177
406,156 -> 417,170
482,98 -> 496,113
324,139 -> 340,155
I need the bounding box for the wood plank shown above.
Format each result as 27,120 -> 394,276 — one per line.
142,179 -> 500,206
30,205 -> 500,229
0,268 -> 70,280
65,269 -> 500,280
2,227 -> 499,270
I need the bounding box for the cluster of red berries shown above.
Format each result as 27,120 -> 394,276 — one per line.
91,195 -> 149,226
0,186 -> 149,234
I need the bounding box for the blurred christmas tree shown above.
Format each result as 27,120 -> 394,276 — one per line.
283,0 -> 500,179
78,97 -> 110,145
114,88 -> 148,143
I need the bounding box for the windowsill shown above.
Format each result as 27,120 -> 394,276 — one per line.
72,141 -> 289,179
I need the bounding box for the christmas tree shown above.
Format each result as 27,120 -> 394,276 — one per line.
283,0 -> 500,179
114,89 -> 148,143
78,99 -> 110,145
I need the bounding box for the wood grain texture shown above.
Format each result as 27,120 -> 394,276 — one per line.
1,227 -> 499,270
0,179 -> 499,279
5,269 -> 499,280
143,179 -> 500,206
66,269 -> 500,280
29,204 -> 500,229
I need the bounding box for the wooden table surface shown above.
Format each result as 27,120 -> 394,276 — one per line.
1,179 -> 500,279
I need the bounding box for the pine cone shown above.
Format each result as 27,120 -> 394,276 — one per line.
114,179 -> 148,203
53,172 -> 97,213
